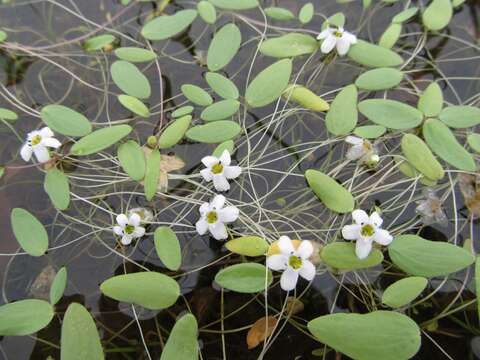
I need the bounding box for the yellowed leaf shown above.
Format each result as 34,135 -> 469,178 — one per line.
141,147 -> 185,192
247,316 -> 277,349
458,173 -> 480,218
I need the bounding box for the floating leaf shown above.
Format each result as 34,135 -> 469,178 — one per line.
158,115 -> 192,149
322,12 -> 345,29
308,311 -> 421,360
205,72 -> 239,99
118,95 -> 150,117
207,23 -> 241,72
154,227 -> 182,271
44,168 -> 71,210
320,242 -> 383,270
401,134 -> 444,181
114,47 -> 157,62
160,314 -> 198,360
423,118 -> 476,171
83,34 -> 115,51
395,159 -> 437,186
172,106 -> 194,118
61,303 -> 103,360
353,125 -> 386,139
11,208 -> 48,257
213,140 -> 235,157
50,267 -> 67,305
283,85 -> 329,112
186,120 -> 241,143
71,125 -> 132,156
208,0 -> 258,10
325,85 -> 358,136
378,23 -> 401,49
422,0 -> 452,31
347,40 -> 404,68
144,148 -> 161,200
389,235 -> 475,277
141,10 -> 197,40
305,170 -> 354,213
418,82 -> 443,117
358,99 -> 423,129
382,277 -> 428,308
225,236 -> 269,257
181,84 -> 213,106
468,133 -> 480,153
265,7 -> 295,21
439,105 -> 480,128
259,33 -> 318,58
0,108 -> 18,121
0,299 -> 54,336
111,61 -> 150,99
0,30 -> 7,43
215,263 -> 272,293
299,3 -> 314,24
246,59 -> 292,108
100,272 -> 180,310
41,105 -> 92,137
197,1 -> 217,24
201,99 -> 240,121
355,68 -> 403,91
118,140 -> 146,181
247,316 -> 277,349
392,7 -> 418,23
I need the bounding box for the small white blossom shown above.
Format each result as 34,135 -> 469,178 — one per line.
345,136 -> 379,167
342,210 -> 393,259
20,127 -> 61,163
266,236 -> 316,291
200,150 -> 241,192
196,194 -> 239,240
416,189 -> 447,226
317,26 -> 357,56
113,213 -> 146,245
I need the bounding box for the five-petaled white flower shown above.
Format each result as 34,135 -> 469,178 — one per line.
113,213 -> 146,245
20,127 -> 61,163
200,150 -> 241,192
266,236 -> 316,291
345,136 -> 379,167
196,194 -> 239,240
317,26 -> 357,56
342,210 -> 393,259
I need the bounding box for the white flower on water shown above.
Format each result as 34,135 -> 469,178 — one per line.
200,150 -> 241,192
416,189 -> 447,226
113,213 -> 146,245
196,194 -> 239,240
20,127 -> 61,163
317,26 -> 357,56
342,210 -> 393,259
266,236 -> 316,291
345,136 -> 379,167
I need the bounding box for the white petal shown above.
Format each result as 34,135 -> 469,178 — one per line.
39,127 -> 54,138
344,31 -> 357,44
320,35 -> 337,54
41,137 -> 61,148
299,260 -> 316,281
211,194 -> 225,210
369,212 -> 383,227
317,28 -> 332,40
266,254 -> 288,271
373,229 -> 393,245
336,37 -> 351,56
352,209 -> 369,225
219,150 -> 231,166
296,240 -> 313,259
218,206 -> 239,223
121,235 -> 133,245
116,214 -> 129,227
213,174 -> 230,192
355,239 -> 372,259
33,146 -> 51,163
278,236 -> 294,255
133,226 -> 145,238
209,222 -> 228,240
196,218 -> 208,235
129,213 -> 141,227
199,202 -> 211,215
342,224 -> 360,240
20,144 -> 33,162
200,168 -> 213,182
345,136 -> 363,145
201,156 -> 219,168
280,268 -> 299,291
346,145 -> 364,161
113,226 -> 124,235
223,166 -> 241,179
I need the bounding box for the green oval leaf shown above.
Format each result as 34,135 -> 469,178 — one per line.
111,61 -> 151,99
207,23 -> 241,72
0,108 -> 18,121
347,40 -> 404,68
50,267 -> 67,305
265,7 -> 295,21
41,105 -> 92,137
11,208 -> 48,256
197,1 -> 217,24
225,236 -> 269,257
382,277 -> 428,308
159,115 -> 192,149
355,68 -> 403,91
154,227 -> 182,271
353,125 -> 386,139
205,72 -> 239,100
438,105 -> 480,128
118,140 -> 146,181
172,106 -> 194,118
378,23 -> 401,49
468,133 -> 480,153
114,47 -> 157,62
395,159 -> 437,186
418,82 -> 443,117
215,263 -> 272,293
0,299 -> 54,336
324,12 -> 345,28
392,7 -> 418,23
71,125 -> 132,156
422,0 -> 452,31
326,85 -> 358,135
321,242 -> 383,270
259,33 -> 318,58
83,34 -> 115,51
358,99 -> 423,129
299,3 -> 314,24
200,99 -> 240,121
0,30 -> 7,43
181,84 -> 213,106
213,140 -> 235,157
284,85 -> 329,112
305,170 -> 354,213
141,9 -> 198,40
401,134 -> 444,181
160,314 -> 198,360
44,168 -> 71,210
144,148 -> 161,201
118,95 -> 150,118
208,0 -> 258,10
186,120 -> 241,143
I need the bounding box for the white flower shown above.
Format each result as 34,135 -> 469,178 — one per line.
200,150 -> 241,192
266,236 -> 316,291
345,136 -> 379,167
416,189 -> 447,226
20,127 -> 61,163
317,26 -> 357,56
196,194 -> 239,240
342,210 -> 393,259
113,213 -> 146,245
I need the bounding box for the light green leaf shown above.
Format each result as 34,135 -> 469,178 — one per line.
438,105 -> 480,128
245,59 -> 292,108
0,108 -> 18,121
422,0 -> 452,31
308,311 -> 421,360
325,85 -> 358,136
111,61 -> 151,99
400,134 -> 444,181
392,7 -> 418,23
118,95 -> 150,117
382,277 -> 428,308
158,115 -> 192,148
83,34 -> 115,51
0,299 -> 54,336
215,263 -> 272,293
144,148 -> 161,200
207,24 -> 241,72
358,99 -> 423,129
0,167 -> 4,179
423,118 -> 476,171
154,227 -> 182,271
305,170 -> 354,214
200,99 -> 240,121
114,47 -> 157,62
0,30 -> 7,43
118,140 -> 146,181
395,158 -> 437,186
347,40 -> 404,68
363,0 -> 372,8
322,12 -> 345,29
452,0 -> 466,6
283,85 -> 329,112
71,125 -> 132,156
378,23 -> 402,49
50,267 -> 67,305
418,82 -> 443,117
172,106 -> 194,118
205,72 -> 239,100
186,121 -> 241,143
468,133 -> 480,153
61,303 -> 104,360
44,168 -> 71,210
321,242 -> 383,270
299,3 -> 314,24
11,208 -> 48,256
225,236 -> 269,257
141,9 -> 197,40
389,235 -> 475,277
197,1 -> 217,24
355,68 -> 403,91
100,272 -> 180,310
213,140 -> 234,157
259,33 -> 318,58
41,105 -> 92,137
181,84 -> 213,106
208,0 -> 258,10
265,7 -> 295,21
353,125 -> 386,139
160,314 -> 198,360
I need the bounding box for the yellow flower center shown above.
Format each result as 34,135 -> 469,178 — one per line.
361,224 -> 375,237
125,224 -> 135,234
288,255 -> 303,270
333,30 -> 343,38
206,211 -> 218,224
31,134 -> 42,146
211,163 -> 224,174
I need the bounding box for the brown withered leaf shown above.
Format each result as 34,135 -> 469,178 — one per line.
458,173 -> 480,218
285,297 -> 304,315
142,147 -> 185,192
246,316 -> 277,349
30,265 -> 56,300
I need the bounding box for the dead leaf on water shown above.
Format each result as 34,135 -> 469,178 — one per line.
458,173 -> 480,218
246,316 -> 277,349
30,265 -> 56,300
142,147 -> 185,192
